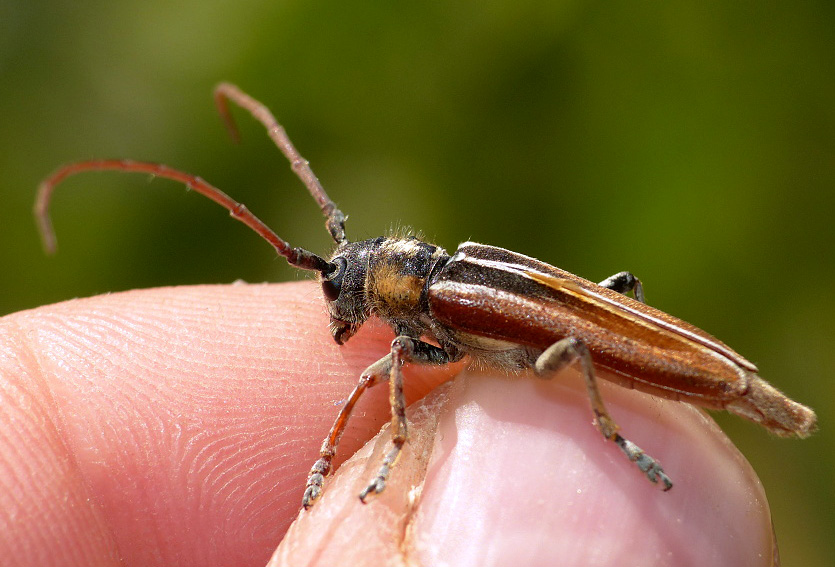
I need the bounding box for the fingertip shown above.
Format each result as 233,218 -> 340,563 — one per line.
4,281 -> 457,566
276,369 -> 776,566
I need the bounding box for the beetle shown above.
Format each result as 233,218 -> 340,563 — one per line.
36,83 -> 817,510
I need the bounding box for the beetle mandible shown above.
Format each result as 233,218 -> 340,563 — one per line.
36,83 -> 817,510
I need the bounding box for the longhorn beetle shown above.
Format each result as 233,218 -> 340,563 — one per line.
36,83 -> 817,510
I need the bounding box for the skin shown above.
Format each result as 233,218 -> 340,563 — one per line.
0,281 -> 776,567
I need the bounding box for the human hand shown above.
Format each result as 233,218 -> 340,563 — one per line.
0,282 -> 777,566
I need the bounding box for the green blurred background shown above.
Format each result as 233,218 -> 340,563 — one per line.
1,1 -> 833,564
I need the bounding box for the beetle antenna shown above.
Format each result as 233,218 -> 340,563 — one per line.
214,83 -> 348,246
34,159 -> 335,275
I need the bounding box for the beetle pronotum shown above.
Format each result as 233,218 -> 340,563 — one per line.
36,83 -> 817,510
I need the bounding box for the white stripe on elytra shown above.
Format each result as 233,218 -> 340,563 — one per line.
449,246 -> 757,372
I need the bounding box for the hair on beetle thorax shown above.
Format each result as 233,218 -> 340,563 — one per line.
365,236 -> 447,326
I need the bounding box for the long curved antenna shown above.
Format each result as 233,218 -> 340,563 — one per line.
214,83 -> 348,246
34,159 -> 334,275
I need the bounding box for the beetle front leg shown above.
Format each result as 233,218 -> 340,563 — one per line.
302,354 -> 394,509
534,337 -> 672,490
359,336 -> 453,503
598,271 -> 645,303
303,337 -> 453,509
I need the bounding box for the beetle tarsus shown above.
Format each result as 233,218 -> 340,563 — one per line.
302,483 -> 322,510
613,433 -> 673,490
302,457 -> 331,509
359,470 -> 388,503
360,435 -> 406,503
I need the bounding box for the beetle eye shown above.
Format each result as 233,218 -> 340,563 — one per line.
321,257 -> 347,301
322,278 -> 339,301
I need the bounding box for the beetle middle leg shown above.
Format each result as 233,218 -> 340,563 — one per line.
534,337 -> 672,490
302,336 -> 453,509
598,271 -> 645,303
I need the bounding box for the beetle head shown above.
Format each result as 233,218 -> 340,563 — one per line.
320,240 -> 375,344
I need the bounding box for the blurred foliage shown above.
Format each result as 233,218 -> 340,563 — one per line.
1,1 -> 833,564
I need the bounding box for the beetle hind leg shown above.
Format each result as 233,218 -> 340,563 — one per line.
534,337 -> 672,490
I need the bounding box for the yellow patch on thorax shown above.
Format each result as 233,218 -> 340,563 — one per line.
370,263 -> 424,314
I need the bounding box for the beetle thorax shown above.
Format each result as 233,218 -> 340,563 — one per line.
365,237 -> 448,334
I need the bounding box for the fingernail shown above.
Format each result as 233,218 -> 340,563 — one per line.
410,371 -> 776,567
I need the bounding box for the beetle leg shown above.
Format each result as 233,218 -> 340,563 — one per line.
303,338 -> 452,509
302,354 -> 393,509
534,337 -> 672,490
359,336 -> 452,503
598,271 -> 645,303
